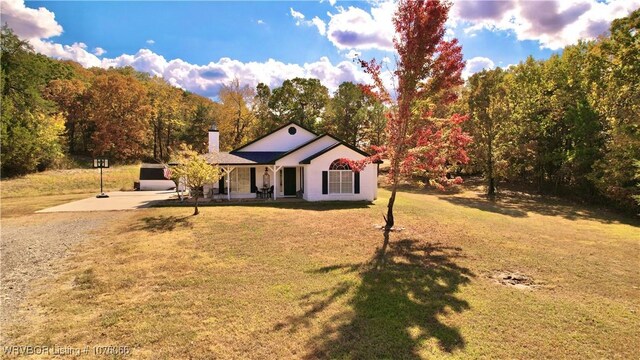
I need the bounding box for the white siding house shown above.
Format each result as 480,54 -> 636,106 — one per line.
204,122 -> 379,202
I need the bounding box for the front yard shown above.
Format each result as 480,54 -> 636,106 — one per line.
1,177 -> 639,358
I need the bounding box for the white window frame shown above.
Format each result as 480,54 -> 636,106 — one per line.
328,170 -> 353,194
230,167 -> 251,193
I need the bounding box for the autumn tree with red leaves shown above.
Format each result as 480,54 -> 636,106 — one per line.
354,0 -> 471,230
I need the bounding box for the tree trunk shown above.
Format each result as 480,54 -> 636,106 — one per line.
487,177 -> 496,196
376,228 -> 391,269
385,181 -> 398,230
68,121 -> 76,153
193,195 -> 199,216
158,124 -> 164,161
153,123 -> 158,159
166,125 -> 172,159
487,141 -> 496,196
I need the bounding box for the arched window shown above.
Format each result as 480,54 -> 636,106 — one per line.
329,159 -> 351,170
328,159 -> 353,194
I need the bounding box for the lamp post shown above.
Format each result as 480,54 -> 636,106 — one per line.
93,158 -> 110,198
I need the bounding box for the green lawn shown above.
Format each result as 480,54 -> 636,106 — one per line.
2,178 -> 639,359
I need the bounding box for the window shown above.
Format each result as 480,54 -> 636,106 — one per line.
328,159 -> 353,194
230,168 -> 251,193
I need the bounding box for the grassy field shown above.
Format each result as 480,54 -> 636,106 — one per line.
0,165 -> 139,217
2,176 -> 639,359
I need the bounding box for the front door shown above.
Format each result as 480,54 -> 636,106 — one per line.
283,167 -> 297,196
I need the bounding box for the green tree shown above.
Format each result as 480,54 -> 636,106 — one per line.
147,77 -> 183,161
252,82 -> 274,137
361,100 -> 387,147
322,82 -> 368,146
1,26 -> 66,176
172,145 -> 221,215
43,78 -> 88,154
587,9 -> 640,209
466,68 -> 510,195
503,57 -> 549,186
268,77 -> 329,131
179,93 -> 218,153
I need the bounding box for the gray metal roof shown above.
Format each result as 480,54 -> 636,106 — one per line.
204,151 -> 285,165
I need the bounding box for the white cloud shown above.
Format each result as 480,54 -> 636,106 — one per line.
93,47 -> 107,56
101,51 -> 370,97
290,8 -> 327,36
319,0 -> 638,51
0,0 -> 62,39
290,8 -> 305,23
29,38 -> 102,68
345,49 -> 361,60
325,1 -> 396,51
257,19 -> 266,25
311,16 -> 327,36
146,39 -> 155,45
452,0 -> 640,50
462,56 -> 495,79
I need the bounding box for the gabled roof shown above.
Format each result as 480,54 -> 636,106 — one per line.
204,122 -> 380,166
231,121 -> 318,153
269,133 -> 337,162
233,151 -> 286,163
299,141 -> 380,164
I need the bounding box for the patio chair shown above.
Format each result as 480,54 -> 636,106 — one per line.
266,185 -> 274,199
253,186 -> 263,199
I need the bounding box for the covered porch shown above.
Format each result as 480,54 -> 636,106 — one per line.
204,165 -> 305,201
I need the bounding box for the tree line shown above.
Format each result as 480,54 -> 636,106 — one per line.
1,26 -> 217,176
211,77 -> 386,151
459,9 -> 639,213
0,25 -> 386,177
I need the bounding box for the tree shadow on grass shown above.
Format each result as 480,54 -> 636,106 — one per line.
440,195 -> 528,218
275,235 -> 474,359
131,215 -> 194,233
438,191 -> 640,225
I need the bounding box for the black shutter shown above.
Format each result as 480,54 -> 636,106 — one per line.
218,176 -> 225,194
322,171 -> 328,194
250,167 -> 256,193
354,172 -> 360,194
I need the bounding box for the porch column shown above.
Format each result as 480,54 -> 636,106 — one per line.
270,165 -> 282,200
222,166 -> 234,201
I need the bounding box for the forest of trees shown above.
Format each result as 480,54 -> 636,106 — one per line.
459,10 -> 639,212
1,26 -> 218,175
1,7 -> 638,213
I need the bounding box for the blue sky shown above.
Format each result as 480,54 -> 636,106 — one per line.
4,0 -> 638,97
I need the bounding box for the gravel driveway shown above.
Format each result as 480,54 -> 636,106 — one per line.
0,211 -> 130,341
